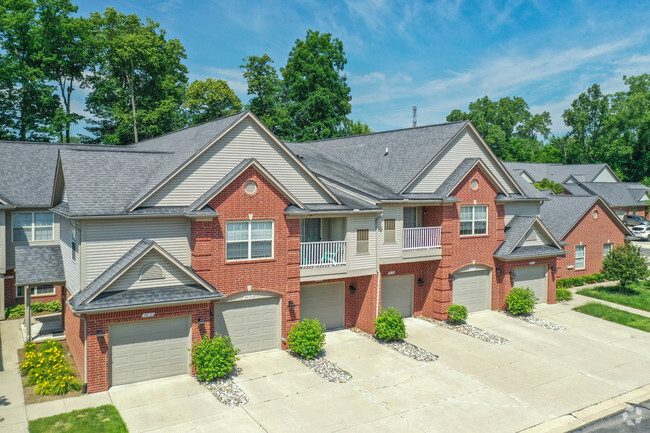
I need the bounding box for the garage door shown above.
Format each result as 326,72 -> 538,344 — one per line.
382,275 -> 414,317
214,296 -> 280,354
452,268 -> 491,312
514,265 -> 547,304
300,282 -> 344,329
110,316 -> 190,387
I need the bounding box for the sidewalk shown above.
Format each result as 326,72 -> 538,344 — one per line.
0,319 -> 28,433
568,285 -> 650,319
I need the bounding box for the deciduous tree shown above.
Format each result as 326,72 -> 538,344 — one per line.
184,78 -> 242,125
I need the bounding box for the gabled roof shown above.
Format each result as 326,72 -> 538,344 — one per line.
68,239 -> 222,312
493,216 -> 565,260
434,158 -> 510,197
501,161 -> 616,184
15,245 -> 65,286
575,182 -> 650,208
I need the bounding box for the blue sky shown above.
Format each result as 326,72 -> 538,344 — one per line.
74,0 -> 650,136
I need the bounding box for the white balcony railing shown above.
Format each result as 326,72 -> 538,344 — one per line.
403,227 -> 442,250
301,241 -> 346,268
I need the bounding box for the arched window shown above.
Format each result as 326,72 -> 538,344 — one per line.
139,263 -> 165,281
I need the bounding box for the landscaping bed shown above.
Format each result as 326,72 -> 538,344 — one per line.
501,311 -> 566,331
577,280 -> 650,312
351,327 -> 439,361
29,405 -> 127,433
17,340 -> 83,405
573,302 -> 650,332
290,352 -> 352,382
418,315 -> 508,345
197,368 -> 249,407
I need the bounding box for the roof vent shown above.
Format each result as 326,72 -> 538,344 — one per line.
384,147 -> 389,156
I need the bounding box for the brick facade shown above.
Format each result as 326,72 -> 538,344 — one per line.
63,288 -> 86,380
556,202 -> 627,279
2,269 -> 64,309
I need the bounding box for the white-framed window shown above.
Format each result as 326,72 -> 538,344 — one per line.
575,245 -> 586,269
226,220 -> 273,261
71,224 -> 78,262
16,285 -> 55,298
12,212 -> 54,242
383,219 -> 396,244
603,243 -> 613,257
460,205 -> 488,236
356,229 -> 369,254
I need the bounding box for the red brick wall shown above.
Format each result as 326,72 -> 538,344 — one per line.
84,303 -> 211,393
379,261 -> 439,319
3,270 -> 63,309
64,289 -> 86,380
556,202 -> 627,279
495,258 -> 559,306
191,166 -> 301,342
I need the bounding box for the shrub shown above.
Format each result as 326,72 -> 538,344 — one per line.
602,243 -> 649,290
556,279 -> 567,289
505,287 -> 538,315
593,273 -> 606,283
4,300 -> 62,319
374,307 -> 406,342
556,287 -> 573,302
31,302 -> 45,314
287,319 -> 326,359
5,304 -> 25,319
20,339 -> 82,395
583,275 -> 597,284
43,300 -> 62,312
446,304 -> 468,324
191,335 -> 240,381
570,277 -> 585,287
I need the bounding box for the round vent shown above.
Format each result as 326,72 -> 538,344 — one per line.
471,179 -> 479,190
244,181 -> 258,195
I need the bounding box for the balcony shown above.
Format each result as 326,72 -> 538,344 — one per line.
403,227 -> 442,250
300,240 -> 347,280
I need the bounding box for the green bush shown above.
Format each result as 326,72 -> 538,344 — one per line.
4,300 -> 62,319
374,307 -> 406,342
556,279 -> 566,289
593,273 -> 606,283
570,277 -> 585,287
602,243 -> 649,290
505,287 -> 538,315
5,304 -> 25,319
191,335 -> 240,381
446,304 -> 468,324
583,275 -> 597,284
288,319 -> 326,359
20,340 -> 82,395
43,300 -> 62,312
556,287 -> 573,302
31,302 -> 45,314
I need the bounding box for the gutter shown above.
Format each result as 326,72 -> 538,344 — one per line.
72,311 -> 88,393
285,209 -> 382,217
375,212 -> 383,316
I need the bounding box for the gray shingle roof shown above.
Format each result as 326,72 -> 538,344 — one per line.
15,245 -> 65,286
494,216 -> 538,257
539,195 -> 599,239
434,158 -> 480,197
576,182 -> 650,207
501,161 -> 612,184
68,239 -> 221,311
495,245 -> 566,260
287,121 -> 468,194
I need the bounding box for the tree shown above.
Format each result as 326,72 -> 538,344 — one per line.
184,78 -> 242,125
339,118 -> 372,136
533,178 -> 565,194
281,30 -> 351,141
83,7 -> 188,144
0,0 -> 59,141
447,96 -> 551,161
240,54 -> 286,134
36,0 -> 89,143
601,243 -> 649,291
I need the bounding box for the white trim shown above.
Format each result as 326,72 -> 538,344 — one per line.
16,284 -> 55,298
575,245 -> 586,270
460,205 -> 488,236
11,211 -> 54,242
603,243 -> 613,257
226,220 -> 275,262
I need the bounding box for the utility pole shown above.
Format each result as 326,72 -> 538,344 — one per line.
412,106 -> 417,127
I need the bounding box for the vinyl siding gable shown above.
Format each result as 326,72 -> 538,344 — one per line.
0,211 -> 5,273
406,129 -> 519,195
104,250 -> 196,292
60,217 -> 80,293
143,118 -> 332,207
593,168 -> 618,183
505,201 -> 540,224
519,226 -> 552,247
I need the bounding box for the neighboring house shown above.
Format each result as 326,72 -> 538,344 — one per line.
1,112 -> 568,393
563,182 -> 650,219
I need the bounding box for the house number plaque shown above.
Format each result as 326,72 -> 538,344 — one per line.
142,312 -> 155,318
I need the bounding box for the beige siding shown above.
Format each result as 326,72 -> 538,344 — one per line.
593,168 -> 618,183
520,172 -> 534,183
84,218 -> 190,287
520,227 -> 551,247
347,215 -> 377,271
6,210 -> 60,269
60,217 -> 80,293
143,118 -> 331,207
407,130 -> 518,194
105,251 -> 195,292
0,211 -> 5,273
378,206 -> 402,259
504,201 -> 540,224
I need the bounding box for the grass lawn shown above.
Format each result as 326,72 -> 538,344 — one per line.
577,280 -> 650,312
29,405 -> 128,433
573,302 -> 650,332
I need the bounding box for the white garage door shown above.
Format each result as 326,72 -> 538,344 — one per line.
214,296 -> 280,354
514,265 -> 547,304
382,275 -> 414,317
452,268 -> 492,312
300,282 -> 344,329
110,316 -> 190,387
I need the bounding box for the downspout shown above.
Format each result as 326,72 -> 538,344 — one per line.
375,213 -> 383,316
72,311 -> 88,393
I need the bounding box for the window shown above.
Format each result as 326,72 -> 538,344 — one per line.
575,245 -> 586,270
356,229 -> 369,254
13,212 -> 54,242
603,243 -> 613,257
300,218 -> 321,243
383,219 -> 396,243
71,224 -> 78,262
403,208 -> 417,228
226,221 -> 273,261
460,205 -> 488,236
16,285 -> 55,298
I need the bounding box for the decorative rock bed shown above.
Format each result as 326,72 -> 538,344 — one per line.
351,328 -> 439,361
198,369 -> 249,406
417,316 -> 509,345
501,311 -> 566,331
291,352 -> 352,383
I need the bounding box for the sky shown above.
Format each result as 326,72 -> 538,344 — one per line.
73,0 -> 650,136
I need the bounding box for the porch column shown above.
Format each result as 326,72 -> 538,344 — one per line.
24,284 -> 32,342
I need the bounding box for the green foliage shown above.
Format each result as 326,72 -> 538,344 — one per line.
601,242 -> 649,290
556,287 -> 573,301
339,118 -> 373,137
31,301 -> 45,313
288,318 -> 326,359
240,53 -> 286,135
191,335 -> 240,381
574,302 -> 650,333
446,304 -> 468,324
4,300 -> 61,319
533,178 -> 565,194
505,287 -> 538,315
29,405 -> 128,433
557,273 -> 609,289
184,78 -> 242,125
5,303 -> 25,319
281,29 -> 351,142
374,307 -> 406,342
20,339 -> 82,395
578,280 -> 650,312
43,300 -> 62,311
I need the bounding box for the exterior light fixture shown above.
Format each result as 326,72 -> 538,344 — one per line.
97,330 -> 104,339
448,274 -> 455,282
198,317 -> 205,325
509,270 -> 516,279
495,268 -> 502,276
550,265 -> 558,274
349,284 -> 356,294
417,278 -> 424,287
288,300 -> 296,309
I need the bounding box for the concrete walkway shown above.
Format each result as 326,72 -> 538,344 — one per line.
568,286 -> 650,319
